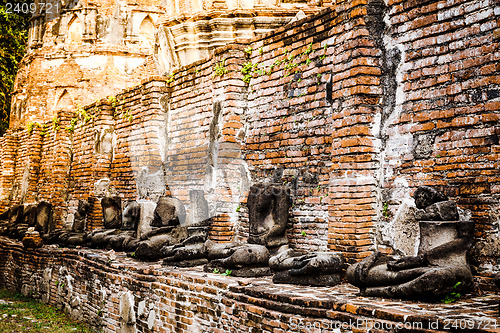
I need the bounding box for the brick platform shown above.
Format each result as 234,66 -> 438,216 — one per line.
1,0 -> 500,288
0,237 -> 498,333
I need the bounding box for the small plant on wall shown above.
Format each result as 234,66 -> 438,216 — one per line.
240,41 -> 330,97
213,58 -> 229,77
52,116 -> 60,132
26,121 -> 35,135
65,118 -> 77,133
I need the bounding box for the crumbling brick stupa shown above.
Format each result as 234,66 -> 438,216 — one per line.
0,0 -> 500,330
10,0 -> 324,129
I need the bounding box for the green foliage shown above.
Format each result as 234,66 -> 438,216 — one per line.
75,105 -> 92,123
26,121 -> 35,134
119,109 -> 133,122
107,95 -> 118,107
0,2 -> 30,135
166,73 -> 175,83
241,61 -> 259,83
241,61 -> 255,74
441,282 -> 463,303
236,205 -> 241,212
213,59 -> 229,77
213,268 -> 232,276
244,46 -> 252,55
39,123 -> 47,137
382,202 -> 389,218
65,118 -> 77,133
301,231 -> 307,236
52,116 -> 60,132
302,42 -> 313,56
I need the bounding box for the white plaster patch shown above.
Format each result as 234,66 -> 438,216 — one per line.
119,291 -> 136,324
391,177 -> 411,203
379,198 -> 419,256
114,57 -> 146,75
74,55 -> 108,70
137,300 -> 146,318
371,112 -> 382,137
94,178 -> 111,197
384,133 -> 413,158
155,125 -> 168,164
137,200 -> 156,239
41,59 -> 65,70
20,162 -> 30,202
147,309 -> 156,330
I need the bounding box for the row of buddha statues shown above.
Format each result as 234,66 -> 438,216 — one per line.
0,185 -> 475,301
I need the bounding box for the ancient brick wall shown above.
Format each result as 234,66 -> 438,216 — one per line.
237,3 -> 386,257
1,0 -> 499,286
379,0 -> 500,285
0,132 -> 19,209
1,238 -> 497,333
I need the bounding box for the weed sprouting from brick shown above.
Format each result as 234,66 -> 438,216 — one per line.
240,41 -> 329,98
213,59 -> 229,76
26,121 -> 36,135
52,116 -> 60,132
441,282 -> 463,303
212,268 -> 232,276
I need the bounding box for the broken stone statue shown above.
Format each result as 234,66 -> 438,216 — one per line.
270,249 -> 344,286
0,201 -> 54,242
347,186 -> 474,300
204,183 -> 291,277
108,201 -> 141,251
86,196 -> 123,248
0,205 -> 24,239
160,190 -> 211,267
36,201 -> 55,241
133,196 -> 191,260
49,200 -> 91,246
0,204 -> 37,240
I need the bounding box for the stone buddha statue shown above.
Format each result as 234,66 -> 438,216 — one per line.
160,190 -> 211,267
51,200 -> 90,246
86,196 -> 122,248
36,201 -> 55,240
0,205 -> 22,238
107,201 -> 141,251
270,249 -> 344,286
204,183 -> 291,277
133,196 -> 190,260
346,186 -> 474,300
86,198 -> 141,251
